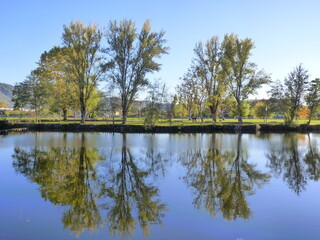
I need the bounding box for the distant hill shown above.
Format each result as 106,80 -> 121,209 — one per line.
0,83 -> 14,107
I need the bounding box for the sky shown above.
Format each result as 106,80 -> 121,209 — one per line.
1,0 -> 320,99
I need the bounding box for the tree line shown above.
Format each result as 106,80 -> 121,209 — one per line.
11,19 -> 320,125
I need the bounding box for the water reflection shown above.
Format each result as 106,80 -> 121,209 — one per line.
9,132 -> 320,239
101,134 -> 166,237
266,133 -> 320,195
181,133 -> 270,220
12,133 -> 167,238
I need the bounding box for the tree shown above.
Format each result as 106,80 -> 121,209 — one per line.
166,95 -> 178,125
143,81 -> 167,128
40,47 -> 76,119
305,78 -> 320,124
62,20 -> 104,123
193,37 -> 225,122
298,106 -> 309,120
12,70 -> 50,122
106,19 -> 168,124
222,34 -> 271,123
268,80 -> 287,116
252,100 -> 272,120
176,76 -> 197,118
178,67 -> 207,122
0,102 -> 8,108
38,46 -> 78,121
283,65 -> 309,125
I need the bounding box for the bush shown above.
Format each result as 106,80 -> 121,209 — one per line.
0,120 -> 9,129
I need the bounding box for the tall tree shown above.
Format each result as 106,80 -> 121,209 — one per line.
62,20 -> 104,123
193,37 -> 225,122
106,19 -> 168,124
222,34 -> 270,123
283,65 -> 309,125
305,78 -> 320,125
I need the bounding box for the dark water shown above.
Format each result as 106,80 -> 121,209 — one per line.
1,132 -> 320,240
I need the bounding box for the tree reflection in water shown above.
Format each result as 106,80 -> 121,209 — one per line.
12,133 -> 166,238
12,132 -> 320,237
101,134 -> 166,238
266,133 -> 320,195
181,133 -> 270,220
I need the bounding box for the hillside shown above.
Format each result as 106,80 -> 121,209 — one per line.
0,83 -> 14,107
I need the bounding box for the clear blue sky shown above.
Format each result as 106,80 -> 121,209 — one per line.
1,0 -> 320,98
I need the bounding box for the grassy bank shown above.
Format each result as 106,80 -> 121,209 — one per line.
1,116 -> 319,126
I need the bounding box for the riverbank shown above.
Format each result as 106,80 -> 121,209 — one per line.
1,122 -> 320,133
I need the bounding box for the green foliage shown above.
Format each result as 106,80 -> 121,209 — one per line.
222,33 -> 271,122
0,101 -> 8,108
62,20 -> 104,123
268,80 -> 287,116
305,78 -> 320,124
106,19 -> 169,124
270,65 -> 309,126
12,70 -> 50,122
181,134 -> 270,220
143,81 -> 167,128
229,100 -> 250,118
11,133 -> 166,238
38,46 -> 78,120
192,36 -> 225,122
283,65 -> 309,125
252,101 -> 272,119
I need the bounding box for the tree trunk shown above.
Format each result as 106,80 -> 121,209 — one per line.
35,108 -> 38,123
210,105 -> 217,122
62,108 -> 68,121
307,117 -> 311,125
122,108 -> 127,124
237,101 -> 243,123
80,105 -> 86,124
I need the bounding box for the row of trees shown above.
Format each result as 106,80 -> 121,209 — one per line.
12,18 -> 320,125
177,36 -> 320,125
13,19 -> 168,124
177,34 -> 270,123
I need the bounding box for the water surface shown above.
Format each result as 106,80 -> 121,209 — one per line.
1,132 -> 320,240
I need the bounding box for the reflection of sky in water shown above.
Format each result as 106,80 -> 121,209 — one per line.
1,132 -> 320,240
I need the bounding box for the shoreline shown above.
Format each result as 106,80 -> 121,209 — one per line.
0,123 -> 319,134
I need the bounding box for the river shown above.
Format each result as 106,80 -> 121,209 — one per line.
1,132 -> 320,240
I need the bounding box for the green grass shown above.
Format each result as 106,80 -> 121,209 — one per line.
2,116 -> 320,126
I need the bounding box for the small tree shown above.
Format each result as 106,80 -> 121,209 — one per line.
143,81 -> 167,128
12,70 -> 50,122
298,106 -> 309,120
166,95 -> 178,125
305,78 -> 320,124
268,80 -> 287,117
0,102 -> 8,108
252,100 -> 272,120
178,67 -> 206,122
